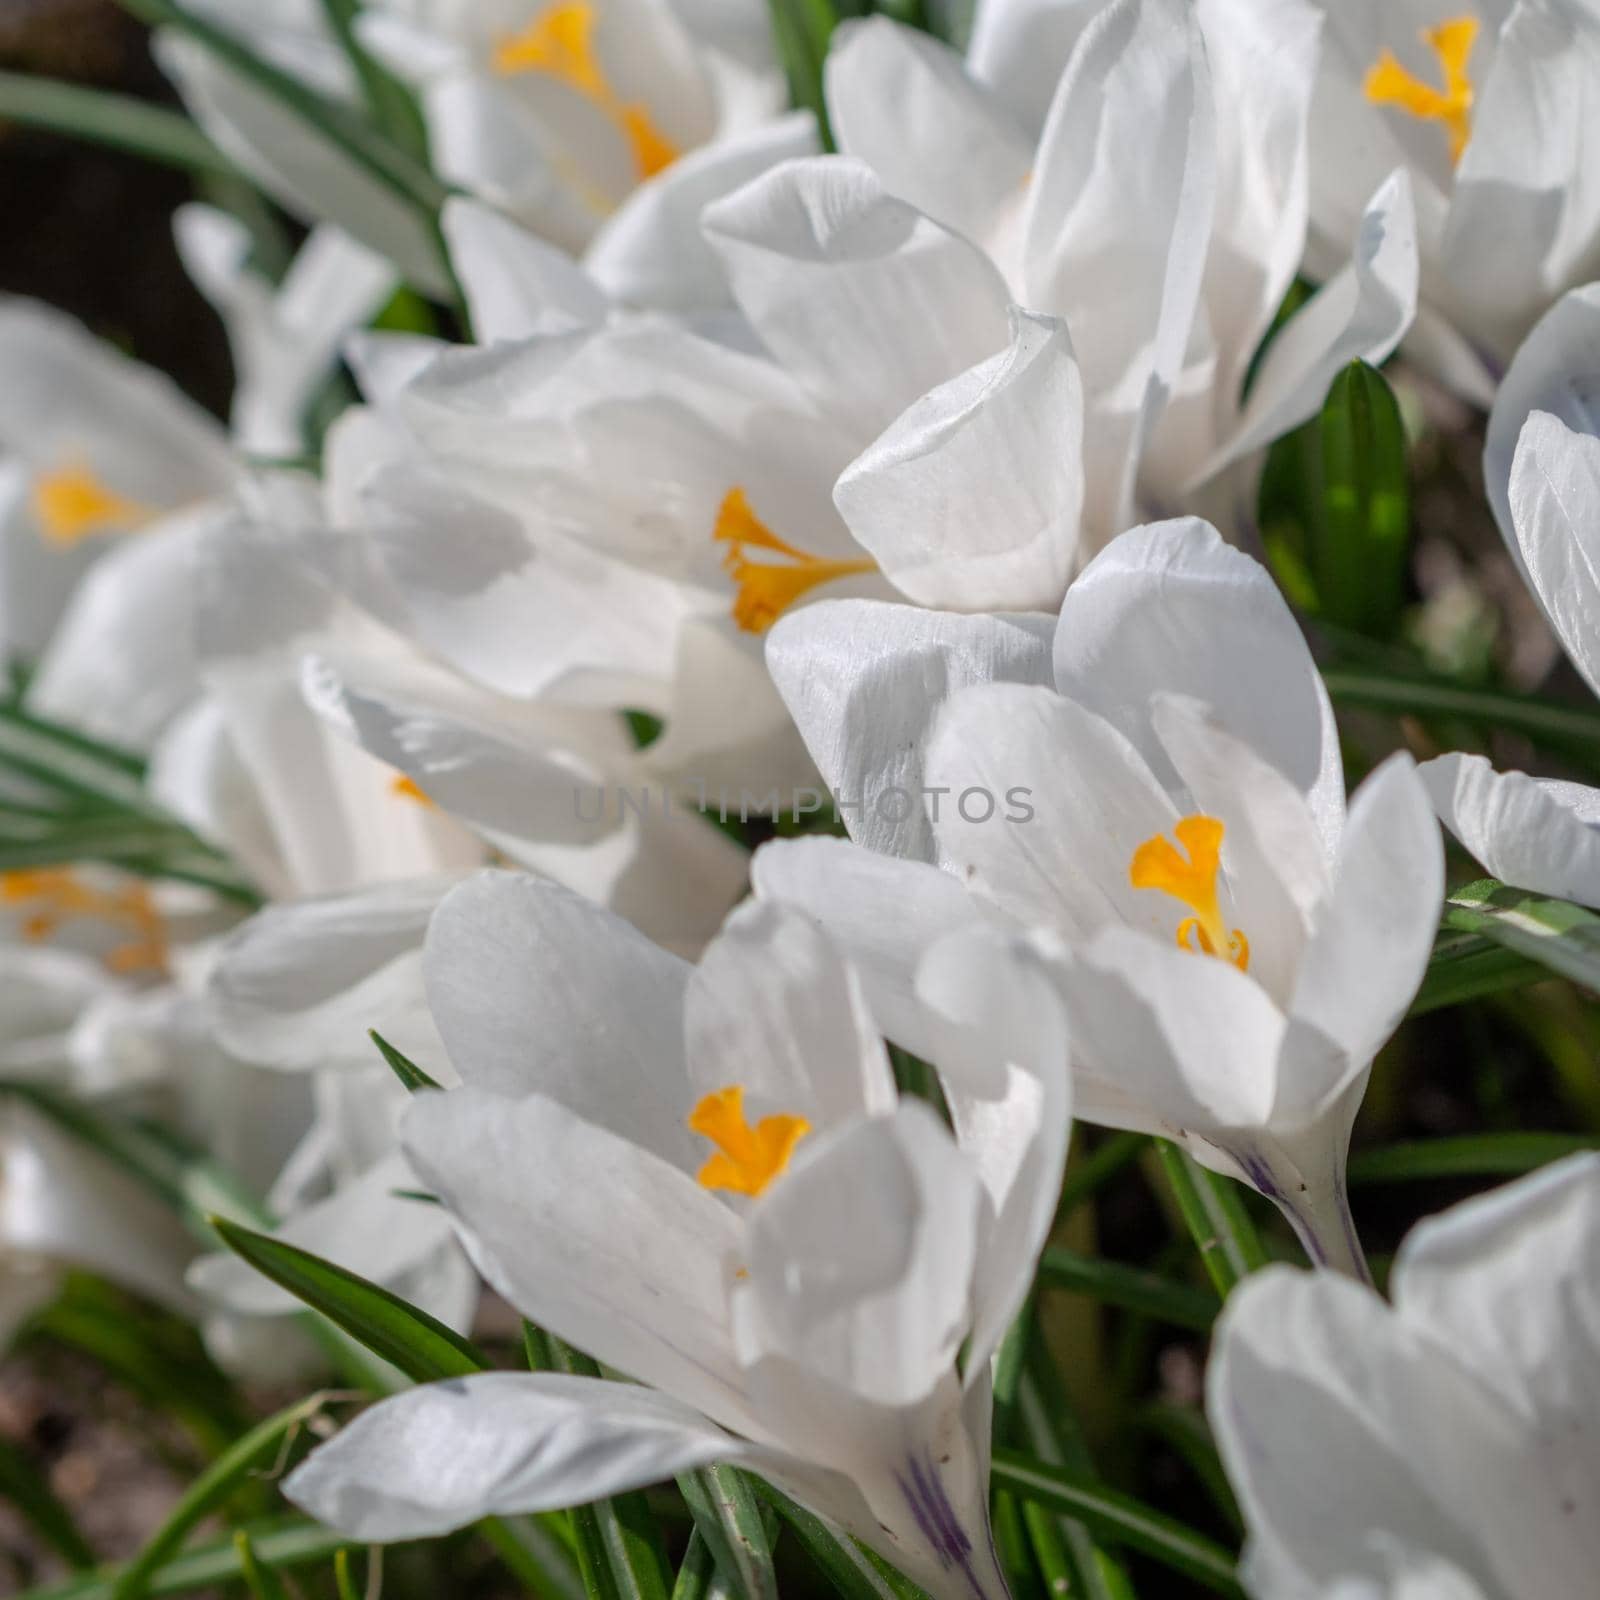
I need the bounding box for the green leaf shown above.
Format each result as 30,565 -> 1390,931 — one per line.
1153,1142 -> 1267,1297
232,1531 -> 289,1600
19,1518 -> 353,1600
1308,362 -> 1410,638
1410,927 -> 1545,1014
0,1432 -> 96,1568
208,1216 -> 484,1381
332,1548 -> 362,1600
0,70 -> 238,179
1440,879 -> 1600,993
531,1335 -> 675,1600
676,1466 -> 778,1600
1037,1246 -> 1219,1331
1133,1404 -> 1242,1536
314,0 -> 428,154
111,1392 -> 334,1600
766,0 -> 842,147
1348,1132 -> 1600,1184
1057,1131 -> 1146,1219
370,1028 -> 442,1092
991,1450 -> 1244,1598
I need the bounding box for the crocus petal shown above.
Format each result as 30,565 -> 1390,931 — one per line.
835,308 -> 1084,612
1052,518 -> 1345,854
1507,408 -> 1600,697
685,897 -> 895,1127
740,1101 -> 981,1411
764,600 -> 1054,864
1391,1152 -> 1600,1443
586,113 -> 820,312
824,19 -> 1032,247
208,877 -> 458,1074
914,925 -> 1072,1380
404,1087 -> 750,1427
1280,754 -> 1442,1120
424,870 -> 697,1168
442,197 -> 608,344
1420,751 -> 1600,907
286,1372 -> 743,1540
1483,283 -> 1600,546
965,0 -> 1103,137
701,157 -> 1012,440
1206,169 -> 1418,476
1023,0 -> 1216,537
750,837 -> 988,1060
925,682 -> 1177,939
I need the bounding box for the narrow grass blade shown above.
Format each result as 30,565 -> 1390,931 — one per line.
676,1466 -> 778,1600
0,1433 -> 96,1567
1038,1246 -> 1218,1331
233,1531 -> 289,1600
1153,1143 -> 1267,1297
370,1028 -> 442,1092
1348,1132 -> 1600,1183
750,1484 -> 922,1600
1441,879 -> 1600,994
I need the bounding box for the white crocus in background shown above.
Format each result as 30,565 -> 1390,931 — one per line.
1421,283 -> 1600,903
283,870 -> 1071,1600
1303,0 -> 1600,405
1209,1152 -> 1600,1597
0,298 -> 233,732
175,205 -> 398,460
756,519 -> 1444,1277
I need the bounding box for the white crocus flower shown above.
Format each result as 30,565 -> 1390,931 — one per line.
1419,284 -> 1600,903
822,0 -> 1420,549
0,298 -> 234,742
1302,0 -> 1600,405
755,519 -> 1443,1277
1209,1153 -> 1600,1598
354,0 -> 813,310
283,871 -> 1071,1600
175,205 -> 398,460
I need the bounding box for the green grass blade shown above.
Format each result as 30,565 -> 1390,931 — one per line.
1037,1246 -> 1218,1331
749,1483 -> 923,1600
1133,1404 -> 1242,1536
1440,879 -> 1600,993
1348,1132 -> 1600,1184
676,1466 -> 778,1600
208,1216 -> 485,1381
111,1393 -> 334,1600
1322,667 -> 1600,751
0,1432 -> 97,1568
990,1451 -> 1243,1599
0,69 -> 238,177
1057,1132 -> 1146,1219
370,1028 -> 442,1092
1410,929 -> 1543,1014
232,1531 -> 289,1600
1153,1143 -> 1267,1297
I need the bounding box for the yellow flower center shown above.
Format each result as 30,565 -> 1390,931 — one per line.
31,462 -> 153,547
1129,815 -> 1250,972
1,868 -> 168,975
713,488 -> 877,635
389,774 -> 436,808
493,3 -> 680,180
1364,16 -> 1480,166
688,1085 -> 811,1198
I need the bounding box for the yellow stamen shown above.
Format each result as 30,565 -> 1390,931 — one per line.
493,3 -> 680,179
713,488 -> 877,634
1129,815 -> 1249,972
688,1085 -> 810,1198
1364,16 -> 1479,165
390,774 -> 436,808
1,868 -> 168,975
32,462 -> 152,547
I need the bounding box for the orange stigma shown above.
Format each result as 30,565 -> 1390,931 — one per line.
688,1086 -> 810,1198
1,868 -> 168,975
1364,16 -> 1479,165
1129,816 -> 1249,972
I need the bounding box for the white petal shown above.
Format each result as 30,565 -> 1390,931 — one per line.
686,898 -> 894,1128
442,197 -> 607,344
824,19 -> 1031,245
1507,408 -> 1600,697
835,308 -> 1084,611
965,0 -> 1103,136
1282,755 -> 1442,1118
1484,283 -> 1600,545
1023,0 -> 1216,537
1421,751 -> 1600,906
403,1088 -> 749,1426
424,870 -> 697,1168
702,157 -> 1012,440
208,877 -> 457,1074
1053,518 -> 1345,854
1207,169 -> 1418,476
914,926 -> 1071,1380
286,1372 -> 742,1540
586,113 -> 820,311
764,600 -> 1054,864
750,837 -> 987,1060
741,1101 -> 980,1409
